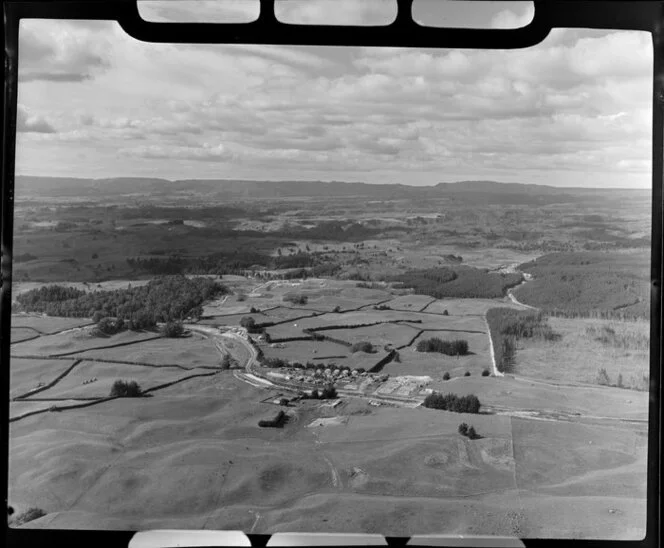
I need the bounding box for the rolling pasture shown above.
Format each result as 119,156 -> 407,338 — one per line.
11,328 -> 160,358
9,371 -> 645,538
7,265 -> 651,538
33,360 -> 214,399
78,333 -> 220,368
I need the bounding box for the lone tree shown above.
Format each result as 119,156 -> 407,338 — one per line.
220,353 -> 236,370
482,369 -> 490,377
458,423 -> 469,436
240,316 -> 256,329
443,372 -> 451,380
467,426 -> 480,440
110,380 -> 143,397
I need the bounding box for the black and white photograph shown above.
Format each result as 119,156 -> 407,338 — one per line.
5,0 -> 654,541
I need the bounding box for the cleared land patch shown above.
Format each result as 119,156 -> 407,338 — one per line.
34,360 -> 213,399
424,298 -> 527,316
10,314 -> 93,334
11,327 -> 41,343
330,323 -> 419,349
261,340 -> 351,362
386,350 -> 486,380
381,295 -> 436,311
79,334 -> 221,368
10,357 -> 79,399
11,329 -> 159,358
10,400 -> 85,420
515,317 -> 649,389
511,417 -> 644,492
425,376 -> 648,421
200,311 -> 272,325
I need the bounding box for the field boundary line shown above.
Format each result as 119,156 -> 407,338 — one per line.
11,354 -> 204,371
9,396 -> 119,423
141,370 -> 220,394
418,298 -> 438,312
398,330 -> 424,349
42,334 -> 164,357
10,334 -> 42,344
12,358 -> 83,400
202,305 -> 280,318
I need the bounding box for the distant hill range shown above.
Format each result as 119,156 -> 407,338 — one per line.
14,176 -> 648,205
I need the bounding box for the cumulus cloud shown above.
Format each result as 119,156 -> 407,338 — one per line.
138,0 -> 259,23
491,3 -> 535,29
14,16 -> 653,188
122,143 -> 234,162
19,20 -> 113,83
17,105 -> 56,133
275,0 -> 396,25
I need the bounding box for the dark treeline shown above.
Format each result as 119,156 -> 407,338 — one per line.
486,308 -> 560,373
423,392 -> 481,413
16,275 -> 227,329
126,251 -> 341,278
416,337 -> 469,356
283,220 -> 408,241
392,266 -> 522,299
516,251 -> 650,319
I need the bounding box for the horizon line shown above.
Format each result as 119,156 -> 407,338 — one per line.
14,173 -> 651,192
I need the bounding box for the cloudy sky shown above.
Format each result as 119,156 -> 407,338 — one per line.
15,0 -> 652,188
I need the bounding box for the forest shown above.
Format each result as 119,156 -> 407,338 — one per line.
16,275 -> 227,329
516,251 -> 649,319
392,266 -> 522,299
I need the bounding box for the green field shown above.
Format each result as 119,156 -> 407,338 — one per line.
10,358 -> 79,399
35,360 -> 214,399
10,314 -> 93,334
78,334 -> 220,368
11,329 -> 159,358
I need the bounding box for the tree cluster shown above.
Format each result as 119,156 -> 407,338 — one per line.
16,275 -> 226,329
416,337 -> 469,356
283,294 -> 308,305
110,379 -> 143,397
351,341 -> 375,353
458,423 -> 480,439
423,392 -> 481,413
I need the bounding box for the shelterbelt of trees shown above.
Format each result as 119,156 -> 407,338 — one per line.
15,275 -> 227,329
391,266 -> 523,299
